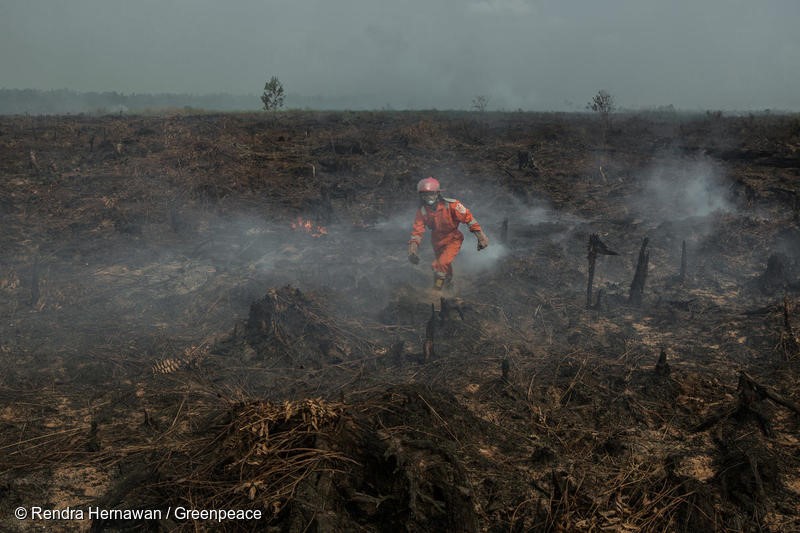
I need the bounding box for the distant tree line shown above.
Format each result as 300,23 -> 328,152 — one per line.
0,89 -> 259,115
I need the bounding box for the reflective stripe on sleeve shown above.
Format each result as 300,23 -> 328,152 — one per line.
468,219 -> 479,226
410,235 -> 422,242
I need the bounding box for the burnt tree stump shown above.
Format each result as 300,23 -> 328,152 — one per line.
439,297 -> 449,326
517,150 -> 532,170
593,288 -> 604,310
586,234 -> 618,309
628,237 -> 650,307
655,348 -> 670,377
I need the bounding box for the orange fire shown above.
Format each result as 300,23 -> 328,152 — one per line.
290,217 -> 328,237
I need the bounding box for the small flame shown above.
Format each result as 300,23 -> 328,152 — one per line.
290,217 -> 328,237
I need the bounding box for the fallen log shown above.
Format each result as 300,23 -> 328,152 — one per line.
739,371 -> 800,416
692,371 -> 800,435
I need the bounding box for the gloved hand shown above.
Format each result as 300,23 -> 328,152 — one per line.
475,231 -> 489,251
408,241 -> 420,264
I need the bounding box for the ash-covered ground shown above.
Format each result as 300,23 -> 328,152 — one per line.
1,110 -> 799,532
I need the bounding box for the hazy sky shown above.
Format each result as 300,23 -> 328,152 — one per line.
1,0 -> 798,110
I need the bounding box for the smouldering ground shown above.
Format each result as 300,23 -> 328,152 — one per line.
1,111 -> 799,531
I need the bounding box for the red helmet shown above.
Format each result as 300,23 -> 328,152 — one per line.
417,177 -> 441,192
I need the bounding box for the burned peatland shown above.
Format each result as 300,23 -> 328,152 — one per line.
0,110 -> 799,531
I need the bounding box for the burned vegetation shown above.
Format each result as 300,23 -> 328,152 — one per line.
1,110 -> 800,532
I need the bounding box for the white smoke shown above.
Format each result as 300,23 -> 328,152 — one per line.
636,155 -> 732,221
460,241 -> 509,273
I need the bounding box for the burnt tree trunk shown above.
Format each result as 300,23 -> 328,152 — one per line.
593,288 -> 604,310
500,218 -> 508,245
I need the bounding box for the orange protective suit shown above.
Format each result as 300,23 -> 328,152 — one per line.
409,198 -> 483,280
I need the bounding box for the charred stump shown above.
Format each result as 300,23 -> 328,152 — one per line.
439,297 -> 465,325
245,286 -> 346,367
586,234 -> 617,309
517,150 -> 532,170
654,348 -> 670,377
439,297 -> 449,326
628,237 -> 650,307
593,288 -> 604,310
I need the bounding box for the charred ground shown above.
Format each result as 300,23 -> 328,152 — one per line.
1,110 -> 799,532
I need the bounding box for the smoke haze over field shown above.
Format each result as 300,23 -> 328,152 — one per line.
1,0 -> 798,111
636,156 -> 733,222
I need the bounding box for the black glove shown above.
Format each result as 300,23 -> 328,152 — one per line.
475,231 -> 489,251
408,241 -> 420,264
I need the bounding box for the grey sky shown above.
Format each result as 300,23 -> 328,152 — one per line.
1,0 -> 798,110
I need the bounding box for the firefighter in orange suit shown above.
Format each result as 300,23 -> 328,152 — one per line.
407,177 -> 489,290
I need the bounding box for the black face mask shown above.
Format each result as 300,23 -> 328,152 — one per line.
420,192 -> 438,206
